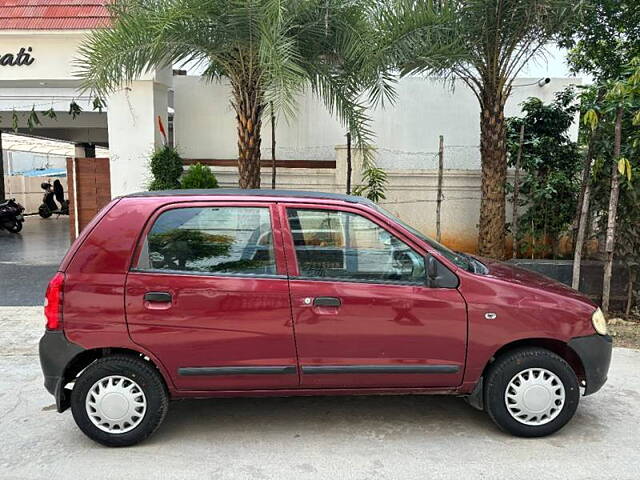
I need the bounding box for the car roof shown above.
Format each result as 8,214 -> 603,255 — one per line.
125,188 -> 376,207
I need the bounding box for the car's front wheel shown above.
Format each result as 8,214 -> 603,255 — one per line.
70,355 -> 168,447
484,347 -> 580,437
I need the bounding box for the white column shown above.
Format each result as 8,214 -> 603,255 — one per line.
106,71 -> 170,197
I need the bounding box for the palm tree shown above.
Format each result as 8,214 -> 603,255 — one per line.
378,0 -> 584,258
77,0 -> 394,189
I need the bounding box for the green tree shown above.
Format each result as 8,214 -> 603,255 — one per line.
76,0 -> 406,191
378,0 -> 585,258
614,164 -> 640,317
507,89 -> 581,258
561,5 -> 640,313
584,60 -> 640,313
559,0 -> 640,83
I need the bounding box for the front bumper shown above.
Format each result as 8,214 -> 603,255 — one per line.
39,330 -> 85,412
568,333 -> 613,396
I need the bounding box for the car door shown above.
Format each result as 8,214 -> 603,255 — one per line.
280,203 -> 467,389
125,201 -> 299,391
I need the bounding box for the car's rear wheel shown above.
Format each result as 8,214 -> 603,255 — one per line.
70,355 -> 168,447
484,347 -> 579,437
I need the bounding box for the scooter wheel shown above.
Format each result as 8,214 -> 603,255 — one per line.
39,204 -> 52,218
5,221 -> 22,233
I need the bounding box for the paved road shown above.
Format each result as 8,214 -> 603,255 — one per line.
0,216 -> 69,306
1,307 -> 639,480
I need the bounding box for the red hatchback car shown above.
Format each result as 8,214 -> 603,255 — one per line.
39,189 -> 612,446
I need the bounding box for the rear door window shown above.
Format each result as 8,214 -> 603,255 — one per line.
136,206 -> 276,276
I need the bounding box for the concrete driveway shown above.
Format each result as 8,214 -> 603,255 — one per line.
1,306 -> 638,480
0,216 -> 69,306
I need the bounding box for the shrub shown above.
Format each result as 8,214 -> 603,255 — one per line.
506,88 -> 581,258
148,146 -> 183,190
180,163 -> 219,189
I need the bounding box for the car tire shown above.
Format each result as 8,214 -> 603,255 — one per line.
484,347 -> 579,437
70,355 -> 169,447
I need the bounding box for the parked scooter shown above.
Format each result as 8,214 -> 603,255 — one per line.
0,198 -> 25,233
38,179 -> 69,218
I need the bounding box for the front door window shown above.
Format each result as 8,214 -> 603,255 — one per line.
287,208 -> 425,284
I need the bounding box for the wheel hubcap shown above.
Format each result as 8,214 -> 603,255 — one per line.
85,375 -> 147,434
504,368 -> 565,426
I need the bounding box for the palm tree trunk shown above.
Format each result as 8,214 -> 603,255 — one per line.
232,80 -> 263,189
602,106 -> 624,315
478,89 -> 508,259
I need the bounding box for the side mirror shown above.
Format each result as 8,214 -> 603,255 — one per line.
424,254 -> 459,289
426,255 -> 438,285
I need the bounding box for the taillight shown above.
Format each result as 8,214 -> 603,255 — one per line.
44,272 -> 65,330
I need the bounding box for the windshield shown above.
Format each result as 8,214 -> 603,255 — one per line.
374,205 -> 472,271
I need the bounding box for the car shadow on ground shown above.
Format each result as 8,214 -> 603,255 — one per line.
152,394 -> 498,443
139,391 -> 613,449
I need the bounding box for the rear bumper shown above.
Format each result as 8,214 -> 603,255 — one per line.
568,334 -> 613,396
39,330 -> 85,412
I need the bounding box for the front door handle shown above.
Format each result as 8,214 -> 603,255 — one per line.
144,291 -> 172,303
313,296 -> 341,307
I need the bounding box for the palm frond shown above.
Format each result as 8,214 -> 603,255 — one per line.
258,0 -> 307,119
373,0 -> 467,78
76,0 -> 467,197
76,0 -> 231,96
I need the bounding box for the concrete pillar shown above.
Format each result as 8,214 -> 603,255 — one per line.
106,72 -> 170,197
0,129 -> 5,201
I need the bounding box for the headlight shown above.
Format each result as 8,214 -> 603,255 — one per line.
592,308 -> 608,335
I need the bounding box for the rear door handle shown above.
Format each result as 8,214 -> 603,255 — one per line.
313,296 -> 341,307
144,291 -> 172,303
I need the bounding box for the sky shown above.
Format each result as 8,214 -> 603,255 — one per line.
517,44 -> 590,83
184,44 -> 588,83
